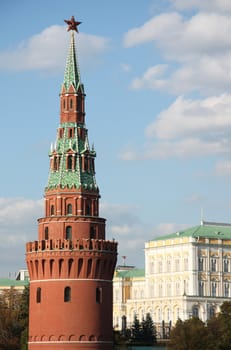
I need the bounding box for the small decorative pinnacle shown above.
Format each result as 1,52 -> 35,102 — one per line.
64,16 -> 81,32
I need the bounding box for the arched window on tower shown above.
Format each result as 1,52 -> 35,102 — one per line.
45,227 -> 49,240
66,226 -> 72,240
63,99 -> 66,110
64,286 -> 71,302
67,155 -> 73,170
36,287 -> 41,303
90,226 -> 96,239
50,205 -> 55,216
86,202 -> 91,216
67,204 -> 72,215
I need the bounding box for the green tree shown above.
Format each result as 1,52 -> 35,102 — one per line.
207,301 -> 231,350
167,317 -> 208,350
141,313 -> 157,344
131,314 -> 142,344
0,286 -> 29,350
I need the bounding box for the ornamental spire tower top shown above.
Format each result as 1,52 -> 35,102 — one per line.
46,16 -> 97,192
63,17 -> 82,93
26,16 -> 117,350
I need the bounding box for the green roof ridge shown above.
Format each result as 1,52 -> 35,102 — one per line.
152,222 -> 231,241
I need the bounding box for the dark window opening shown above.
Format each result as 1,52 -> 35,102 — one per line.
192,306 -> 199,318
64,286 -> 71,302
67,204 -> 72,215
53,156 -> 58,171
63,99 -> 66,110
36,287 -> 41,303
59,128 -> 64,138
51,205 -> 54,216
96,287 -> 102,303
45,227 -> 49,240
67,155 -> 73,170
90,226 -> 96,239
86,203 -> 91,215
70,99 -> 73,110
66,226 -> 72,240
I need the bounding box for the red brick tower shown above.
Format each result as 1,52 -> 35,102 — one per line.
26,16 -> 117,350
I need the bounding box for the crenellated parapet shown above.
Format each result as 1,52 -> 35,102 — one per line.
26,238 -> 117,281
26,237 -> 117,253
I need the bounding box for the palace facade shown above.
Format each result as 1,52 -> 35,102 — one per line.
113,220 -> 231,334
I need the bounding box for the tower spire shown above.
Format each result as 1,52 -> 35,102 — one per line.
26,16 -> 117,350
63,30 -> 82,92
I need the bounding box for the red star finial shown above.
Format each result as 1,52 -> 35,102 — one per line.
64,16 -> 81,32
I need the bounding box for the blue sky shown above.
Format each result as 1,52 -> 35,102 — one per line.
1,0 -> 231,276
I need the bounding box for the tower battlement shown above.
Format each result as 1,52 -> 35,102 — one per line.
26,238 -> 117,253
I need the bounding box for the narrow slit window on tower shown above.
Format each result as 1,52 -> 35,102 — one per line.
50,205 -> 55,216
96,287 -> 102,303
67,155 -> 73,170
36,287 -> 41,303
45,227 -> 49,240
70,98 -> 73,110
63,99 -> 66,110
66,226 -> 72,240
67,203 -> 72,215
53,156 -> 58,171
90,226 -> 96,239
69,128 -> 73,138
64,286 -> 71,302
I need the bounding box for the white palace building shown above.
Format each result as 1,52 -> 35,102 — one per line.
113,220 -> 231,334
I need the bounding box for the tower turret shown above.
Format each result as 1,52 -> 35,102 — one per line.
26,16 -> 117,350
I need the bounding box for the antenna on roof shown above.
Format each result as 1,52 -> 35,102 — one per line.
122,256 -> 127,266
200,207 -> 204,226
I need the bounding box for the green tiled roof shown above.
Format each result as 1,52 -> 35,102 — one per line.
46,122 -> 98,190
63,31 -> 82,92
46,31 -> 97,191
153,221 -> 231,241
0,278 -> 28,287
115,268 -> 145,278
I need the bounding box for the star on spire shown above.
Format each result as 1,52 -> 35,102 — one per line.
64,16 -> 81,32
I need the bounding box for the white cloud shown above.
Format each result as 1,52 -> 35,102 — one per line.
120,94 -> 231,160
214,160 -> 231,175
171,0 -> 231,12
124,11 -> 231,95
0,197 -> 43,277
146,94 -> 231,140
119,138 -> 229,160
0,25 -> 110,72
101,202 -> 147,267
0,198 -> 148,276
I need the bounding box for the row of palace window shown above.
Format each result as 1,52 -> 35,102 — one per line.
49,202 -> 96,216
51,154 -> 94,173
198,258 -> 230,272
58,127 -> 85,139
149,258 -> 189,274
44,225 -> 96,240
36,286 -> 102,303
198,281 -> 231,297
